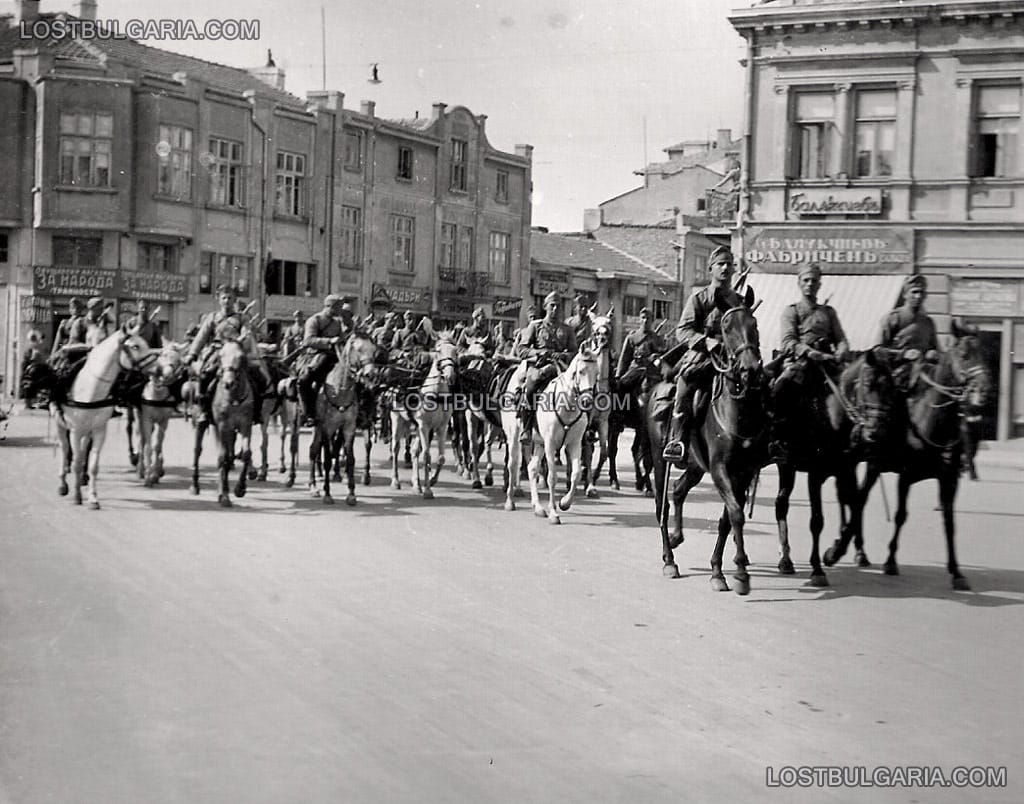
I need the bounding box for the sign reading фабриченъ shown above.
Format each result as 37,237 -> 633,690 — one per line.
743,227 -> 911,273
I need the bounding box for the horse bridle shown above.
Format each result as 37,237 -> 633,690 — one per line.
709,307 -> 762,400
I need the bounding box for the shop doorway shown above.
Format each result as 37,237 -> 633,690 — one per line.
976,330 -> 1001,441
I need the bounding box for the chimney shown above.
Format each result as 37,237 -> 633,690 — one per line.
248,56 -> 285,92
583,208 -> 603,233
515,144 -> 533,161
16,1 -> 40,24
75,0 -> 97,20
359,100 -> 375,118
306,90 -> 343,111
432,102 -> 447,120
716,128 -> 732,149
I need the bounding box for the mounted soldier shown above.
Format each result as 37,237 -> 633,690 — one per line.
616,306 -> 666,394
126,297 -> 164,350
51,297 -> 88,357
185,285 -> 273,426
456,307 -> 496,357
565,295 -> 594,345
662,245 -> 746,464
48,297 -> 110,406
294,294 -> 352,425
767,262 -> 849,462
373,311 -> 400,350
84,297 -> 115,348
280,310 -> 306,357
515,291 -> 578,441
878,274 -> 939,355
390,310 -> 435,366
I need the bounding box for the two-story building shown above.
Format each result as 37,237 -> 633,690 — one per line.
730,0 -> 1024,440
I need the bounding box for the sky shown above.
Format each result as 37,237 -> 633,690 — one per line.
6,0 -> 750,232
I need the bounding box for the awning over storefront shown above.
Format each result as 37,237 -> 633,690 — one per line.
745,273 -> 906,362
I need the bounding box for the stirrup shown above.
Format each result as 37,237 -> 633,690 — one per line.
662,440 -> 684,460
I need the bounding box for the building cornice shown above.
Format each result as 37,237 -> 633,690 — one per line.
730,0 -> 1023,34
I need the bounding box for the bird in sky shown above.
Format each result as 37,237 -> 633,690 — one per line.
369,63 -> 381,84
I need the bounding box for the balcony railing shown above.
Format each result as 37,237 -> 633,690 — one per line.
705,188 -> 739,228
438,268 -> 492,298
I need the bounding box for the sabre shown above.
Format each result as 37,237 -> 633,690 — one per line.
148,305 -> 162,321
747,469 -> 760,519
879,474 -> 891,522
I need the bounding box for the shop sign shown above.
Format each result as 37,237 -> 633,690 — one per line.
438,294 -> 475,316
492,295 -> 523,318
532,273 -> 571,296
788,188 -> 883,217
950,279 -> 1022,317
33,265 -> 117,296
743,227 -> 911,272
120,270 -> 188,302
370,282 -> 430,310
20,295 -> 52,324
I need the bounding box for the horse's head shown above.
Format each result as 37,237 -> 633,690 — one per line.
152,344 -> 184,385
218,340 -> 246,388
567,342 -> 601,401
950,320 -> 991,411
716,289 -> 763,391
590,315 -> 612,353
345,331 -> 383,384
118,324 -> 158,373
847,347 -> 899,447
433,336 -> 459,384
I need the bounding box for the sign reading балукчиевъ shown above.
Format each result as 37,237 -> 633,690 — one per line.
743,227 -> 911,273
788,188 -> 883,217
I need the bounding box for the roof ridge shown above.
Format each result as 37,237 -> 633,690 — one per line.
595,238 -> 674,281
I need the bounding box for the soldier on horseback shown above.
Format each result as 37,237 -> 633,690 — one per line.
565,295 -> 593,345
48,297 -> 108,406
50,297 -> 88,357
515,291 -> 578,442
616,307 -> 665,394
126,297 -> 164,349
456,307 -> 496,357
878,274 -> 939,354
662,246 -> 745,464
767,262 -> 849,462
83,297 -> 115,347
391,310 -> 434,356
280,310 -> 306,357
373,311 -> 400,350
293,294 -> 352,425
185,285 -> 273,426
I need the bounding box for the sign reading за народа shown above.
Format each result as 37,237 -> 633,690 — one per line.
32,266 -> 188,302
743,227 -> 912,273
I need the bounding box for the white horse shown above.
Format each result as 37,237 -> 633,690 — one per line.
137,343 -> 186,487
527,344 -> 601,524
56,326 -> 158,508
390,335 -> 459,498
582,313 -> 614,498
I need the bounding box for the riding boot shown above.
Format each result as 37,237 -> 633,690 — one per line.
662,412 -> 689,462
767,418 -> 790,464
299,385 -> 318,427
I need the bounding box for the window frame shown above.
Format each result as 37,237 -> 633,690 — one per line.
440,223 -> 457,270
623,295 -> 647,318
340,205 -> 363,267
157,124 -> 193,199
652,299 -> 671,321
201,252 -> 252,295
344,130 -> 364,172
450,138 -> 468,192
0,232 -> 8,264
397,146 -> 414,181
852,88 -> 896,179
52,236 -> 102,268
495,169 -> 509,203
274,150 -> 307,217
59,111 -> 113,188
264,259 -> 317,296
791,91 -> 836,180
390,214 -> 415,273
488,231 -> 511,285
207,136 -> 245,208
973,83 -> 1021,179
137,241 -> 178,273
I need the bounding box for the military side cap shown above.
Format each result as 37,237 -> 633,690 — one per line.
87,296 -> 104,309
639,307 -> 651,316
903,274 -> 927,291
292,309 -> 304,317
215,283 -> 237,296
707,246 -> 734,267
69,296 -> 85,311
543,291 -> 560,306
797,262 -> 821,278
324,294 -> 342,307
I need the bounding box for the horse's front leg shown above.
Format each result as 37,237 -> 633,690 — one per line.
467,413 -> 483,489
234,424 -> 252,499
218,430 -> 234,507
558,429 -> 586,513
86,426 -> 107,510
127,407 -> 138,468
709,462 -> 751,596
526,434 -> 546,519
807,470 -> 829,587
774,462 -> 797,575
320,426 -> 334,505
191,422 -> 206,495
71,429 -> 87,505
308,429 -> 323,497
286,410 -> 299,488
413,421 -> 428,497
430,414 -> 450,488
504,419 -> 521,511
57,424 -> 71,496
153,417 -> 167,483
544,433 -> 561,524
136,411 -> 148,480
940,466 -> 968,590
390,413 -> 403,490
344,426 -> 358,505
257,419 -> 269,481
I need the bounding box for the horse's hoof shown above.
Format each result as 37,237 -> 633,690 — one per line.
323,495 -> 334,506
611,480 -> 620,491
279,466 -> 286,474
346,495 -> 357,507
89,500 -> 101,511
285,476 -> 295,489
549,515 -> 561,525
883,560 -> 899,576
234,485 -> 247,499
952,576 -> 971,592
778,557 -> 795,575
390,479 -> 401,490
533,506 -> 547,518
191,485 -> 200,496
503,500 -> 516,512
558,497 -> 573,512
644,488 -> 654,498
144,478 -> 155,488
422,488 -> 434,500
663,563 -> 680,579
247,469 -> 257,481
218,495 -> 233,508
809,572 -> 830,588
823,545 -> 841,567
733,577 -> 751,596
710,576 -> 730,592
472,479 -> 483,490
257,470 -> 268,482
484,475 -> 494,487
585,487 -> 598,499
310,487 -> 321,498
58,482 -> 69,497
129,454 -> 139,467
404,460 -> 413,470
363,475 -> 371,486
855,550 -> 872,568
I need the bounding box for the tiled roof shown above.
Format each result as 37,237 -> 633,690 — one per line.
0,14 -> 305,108
588,225 -> 678,277
531,231 -> 676,285
387,117 -> 434,131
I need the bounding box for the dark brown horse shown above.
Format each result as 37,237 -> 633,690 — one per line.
772,348 -> 899,587
824,335 -> 990,590
647,291 -> 769,595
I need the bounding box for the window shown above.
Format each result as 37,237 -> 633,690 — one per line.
652,299 -> 672,321
854,89 -> 895,178
391,215 -> 415,272
0,233 -> 8,263
623,295 -> 646,317
137,242 -> 177,273
488,231 -> 510,284
459,227 -> 474,270
208,137 -> 244,207
340,206 -> 362,267
274,151 -> 306,216
60,112 -> 113,187
495,170 -> 509,202
344,131 -> 363,171
157,124 -> 193,199
440,223 -> 457,269
53,236 -> 101,268
201,252 -> 251,295
450,139 -> 467,191
975,84 -> 1020,178
792,92 -> 835,179
264,259 -> 317,296
397,146 -> 414,181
